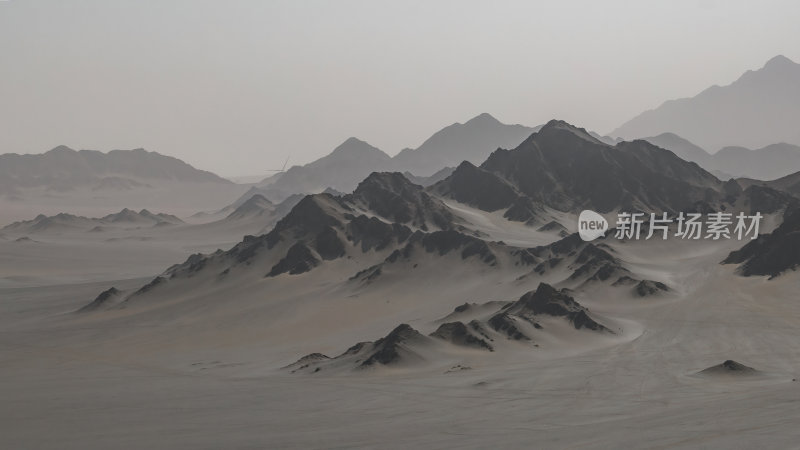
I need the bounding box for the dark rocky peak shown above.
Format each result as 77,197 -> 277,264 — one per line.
431,161 -> 519,212
347,172 -> 456,230
528,232 -> 630,285
268,194 -> 345,242
361,324 -> 428,366
219,194 -> 346,265
535,119 -> 605,145
510,283 -> 608,331
471,120 -> 724,213
352,172 -> 424,198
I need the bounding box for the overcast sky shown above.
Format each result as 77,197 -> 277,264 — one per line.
1,0 -> 799,176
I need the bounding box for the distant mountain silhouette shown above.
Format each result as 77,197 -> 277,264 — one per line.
712,143 -> 800,180
613,55 -> 800,152
257,114 -> 540,201
3,208 -> 184,234
392,113 -> 540,176
259,137 -> 395,200
223,194 -> 275,221
643,133 -> 800,180
0,146 -> 230,195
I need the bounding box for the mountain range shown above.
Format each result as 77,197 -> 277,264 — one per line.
256,113 -> 540,201
263,55 -> 800,203
77,120 -> 800,374
613,55 -> 800,152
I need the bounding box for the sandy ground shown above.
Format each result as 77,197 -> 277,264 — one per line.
2,208 -> 800,449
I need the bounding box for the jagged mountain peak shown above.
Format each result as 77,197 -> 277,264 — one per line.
536,119 -> 605,145
353,172 -> 422,196
508,283 -> 609,332
349,172 -> 456,231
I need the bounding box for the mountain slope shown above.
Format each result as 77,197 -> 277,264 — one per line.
612,55 -> 800,151
740,170 -> 800,198
641,132 -> 713,168
723,206 -> 800,278
223,194 -> 275,221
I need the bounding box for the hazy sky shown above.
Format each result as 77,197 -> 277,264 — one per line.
1,0 -> 799,176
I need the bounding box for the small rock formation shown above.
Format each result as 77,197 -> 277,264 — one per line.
699,360 -> 758,375
634,280 -> 669,297
77,287 -> 121,312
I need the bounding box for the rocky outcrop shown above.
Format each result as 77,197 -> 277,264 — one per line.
699,360 -> 758,376
723,207 -> 800,278
430,322 -> 493,351
267,242 -> 320,277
